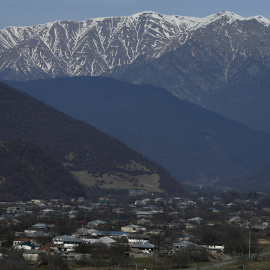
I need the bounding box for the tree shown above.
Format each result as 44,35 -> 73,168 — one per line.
41,254 -> 70,270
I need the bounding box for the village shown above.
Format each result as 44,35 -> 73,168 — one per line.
0,190 -> 270,269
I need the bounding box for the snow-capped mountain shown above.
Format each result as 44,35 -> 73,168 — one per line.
104,11 -> 270,133
1,10 -> 270,81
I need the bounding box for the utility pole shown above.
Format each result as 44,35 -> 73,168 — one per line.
248,222 -> 251,259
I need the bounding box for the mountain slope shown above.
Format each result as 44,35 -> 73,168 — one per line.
226,164 -> 270,193
10,76 -> 270,189
0,11 -> 197,80
1,11 -> 270,132
1,11 -> 270,83
106,12 -> 270,133
0,139 -> 85,201
0,82 -> 181,195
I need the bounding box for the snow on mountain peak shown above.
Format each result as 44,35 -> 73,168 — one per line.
216,11 -> 244,19
196,11 -> 245,28
0,10 -> 269,81
252,15 -> 270,26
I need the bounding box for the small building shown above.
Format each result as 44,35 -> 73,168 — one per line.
121,224 -> 146,233
187,217 -> 203,224
14,241 -> 35,250
98,231 -> 130,239
131,242 -> 155,253
173,241 -> 202,251
13,237 -> 31,247
33,223 -> 48,230
128,234 -> 150,244
53,235 -> 83,251
87,220 -> 107,228
136,211 -> 153,219
201,244 -> 224,253
208,207 -> 219,213
23,250 -> 45,261
82,236 -> 116,247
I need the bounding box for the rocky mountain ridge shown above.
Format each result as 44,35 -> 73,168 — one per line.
1,11 -> 269,81
105,11 -> 270,133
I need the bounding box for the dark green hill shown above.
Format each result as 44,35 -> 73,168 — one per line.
0,82 -> 181,195
9,76 -> 270,190
0,139 -> 85,201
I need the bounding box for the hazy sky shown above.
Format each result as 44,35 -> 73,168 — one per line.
1,0 -> 270,29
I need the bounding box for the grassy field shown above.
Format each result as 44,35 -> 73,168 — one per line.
68,256 -> 270,270
38,247 -> 270,270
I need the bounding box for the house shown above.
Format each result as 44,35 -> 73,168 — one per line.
26,231 -> 49,238
72,228 -> 95,237
135,211 -> 153,219
23,250 -> 45,261
98,231 -> 130,239
131,242 -> 155,253
38,243 -> 62,254
121,224 -> 146,233
62,252 -> 92,262
25,227 -> 40,234
53,235 -> 83,251
68,210 -> 78,218
78,197 -> 85,203
14,241 -> 35,250
134,200 -> 147,206
178,234 -> 195,241
40,208 -> 54,215
137,218 -> 150,225
98,198 -> 110,205
201,244 -> 224,254
87,220 -> 106,228
183,222 -> 195,229
33,223 -> 48,230
6,206 -> 26,214
208,207 -> 219,213
113,217 -> 128,223
187,217 -> 203,224
82,236 -> 116,247
13,237 -> 31,247
128,234 -> 150,244
229,216 -> 241,223
148,229 -> 164,235
31,199 -> 47,206
173,241 -> 202,251
0,217 -> 20,226
229,216 -> 249,227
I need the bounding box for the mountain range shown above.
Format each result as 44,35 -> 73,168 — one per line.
0,82 -> 181,198
106,11 -> 270,133
1,10 -> 270,193
9,76 -> 270,192
1,11 -> 270,133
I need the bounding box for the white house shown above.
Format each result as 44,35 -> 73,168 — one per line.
53,235 -> 83,251
201,244 -> 224,253
82,236 -> 116,247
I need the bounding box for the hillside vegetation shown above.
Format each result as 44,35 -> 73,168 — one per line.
10,76 -> 270,190
0,82 -> 181,195
0,139 -> 85,201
